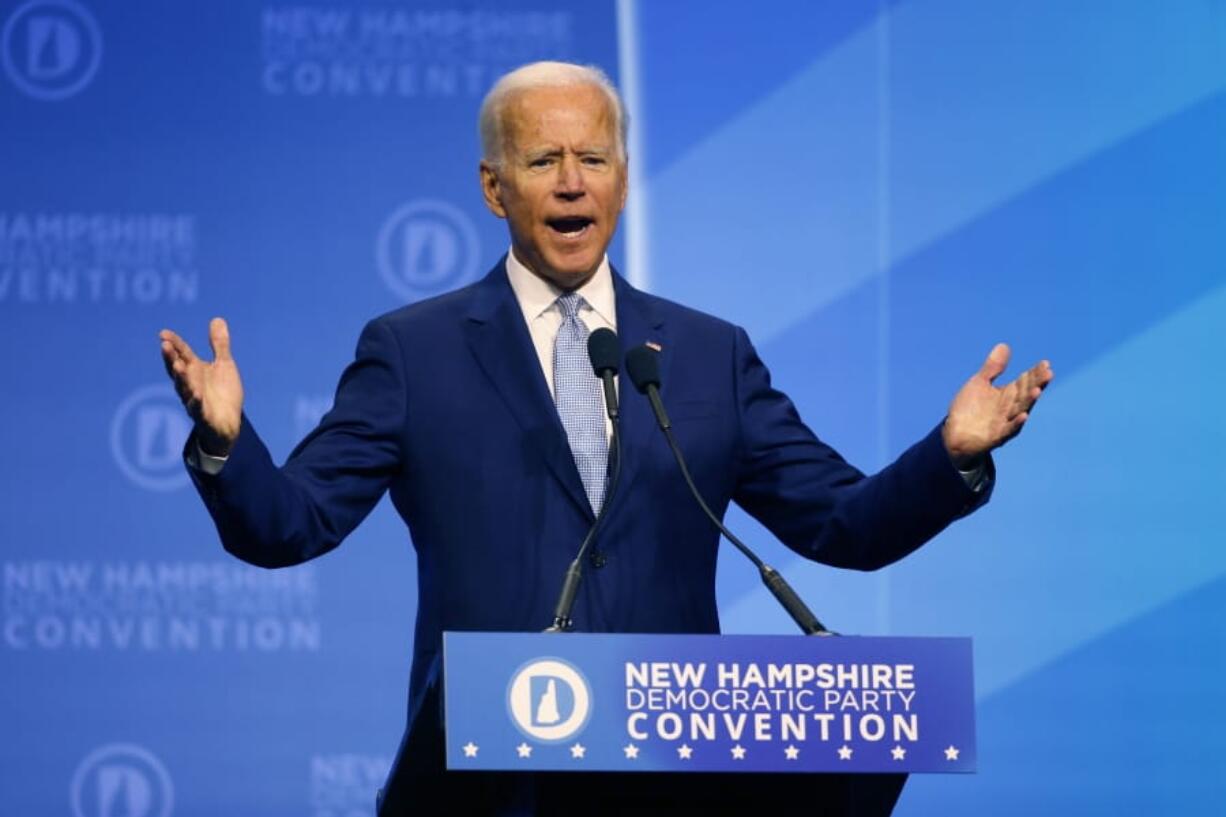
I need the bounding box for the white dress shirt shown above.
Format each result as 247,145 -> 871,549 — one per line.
504,248 -> 617,442
504,248 -> 617,395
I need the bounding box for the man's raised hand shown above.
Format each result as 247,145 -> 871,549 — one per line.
942,343 -> 1053,468
159,317 -> 244,457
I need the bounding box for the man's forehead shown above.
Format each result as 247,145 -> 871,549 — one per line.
505,81 -> 610,110
503,85 -> 614,132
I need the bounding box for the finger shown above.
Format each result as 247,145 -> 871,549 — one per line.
1012,386 -> 1042,419
1000,360 -> 1049,415
1036,360 -> 1054,388
160,329 -> 199,366
979,343 -> 1011,384
174,376 -> 193,405
996,409 -> 1030,444
162,349 -> 199,410
1005,392 -> 1029,422
1021,360 -> 1050,382
1017,362 -> 1053,412
162,353 -> 196,410
999,376 -> 1033,421
160,340 -> 180,379
208,317 -> 233,362
160,339 -> 197,386
1000,412 -> 1028,445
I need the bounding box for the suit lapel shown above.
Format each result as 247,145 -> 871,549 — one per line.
463,260 -> 595,520
609,270 -> 669,514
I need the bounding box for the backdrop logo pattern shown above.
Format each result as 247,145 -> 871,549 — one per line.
2,560 -> 322,652
294,394 -> 334,438
506,657 -> 592,742
260,6 -> 573,98
0,213 -> 199,306
309,754 -> 389,817
110,384 -> 192,492
375,200 -> 480,302
69,743 -> 173,817
1,0 -> 101,100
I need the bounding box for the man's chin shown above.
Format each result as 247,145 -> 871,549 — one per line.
537,255 -> 602,289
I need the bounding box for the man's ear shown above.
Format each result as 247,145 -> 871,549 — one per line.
618,155 -> 629,212
480,160 -> 507,218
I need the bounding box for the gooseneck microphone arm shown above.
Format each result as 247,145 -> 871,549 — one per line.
546,427 -> 621,632
546,328 -> 624,633
624,345 -> 833,636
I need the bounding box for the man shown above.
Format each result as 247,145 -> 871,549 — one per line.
159,62 -> 1051,816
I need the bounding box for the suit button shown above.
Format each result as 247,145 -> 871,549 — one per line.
588,549 -> 608,569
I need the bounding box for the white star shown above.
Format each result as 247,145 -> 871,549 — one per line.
944,745 -> 960,761
677,744 -> 693,760
570,743 -> 586,759
623,743 -> 640,759
516,743 -> 532,759
891,745 -> 906,761
784,745 -> 800,760
837,745 -> 853,761
462,742 -> 478,758
730,744 -> 746,760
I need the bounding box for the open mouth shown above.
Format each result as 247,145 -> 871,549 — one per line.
546,216 -> 594,239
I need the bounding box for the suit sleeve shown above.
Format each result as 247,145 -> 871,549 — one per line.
730,326 -> 992,571
185,317 -> 407,568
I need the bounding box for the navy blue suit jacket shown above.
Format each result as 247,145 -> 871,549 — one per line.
187,259 -> 990,811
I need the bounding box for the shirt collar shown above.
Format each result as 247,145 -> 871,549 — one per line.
504,247 -> 616,327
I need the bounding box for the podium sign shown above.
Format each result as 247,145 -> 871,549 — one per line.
443,632 -> 976,774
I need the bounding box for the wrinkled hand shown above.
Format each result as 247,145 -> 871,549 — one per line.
942,343 -> 1053,467
159,317 -> 244,456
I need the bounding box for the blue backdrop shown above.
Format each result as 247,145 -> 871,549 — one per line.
2,1 -> 1223,815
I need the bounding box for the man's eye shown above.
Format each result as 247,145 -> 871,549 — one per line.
529,157 -> 554,168
582,156 -> 607,166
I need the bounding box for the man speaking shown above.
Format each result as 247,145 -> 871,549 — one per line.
158,62 -> 1051,816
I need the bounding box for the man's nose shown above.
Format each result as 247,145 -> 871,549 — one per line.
554,155 -> 585,199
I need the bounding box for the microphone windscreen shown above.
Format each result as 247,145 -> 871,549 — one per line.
587,328 -> 621,376
625,345 -> 661,393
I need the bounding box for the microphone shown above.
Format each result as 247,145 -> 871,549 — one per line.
587,328 -> 620,421
546,328 -> 625,632
624,345 -> 833,636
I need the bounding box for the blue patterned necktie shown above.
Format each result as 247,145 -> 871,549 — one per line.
553,292 -> 608,514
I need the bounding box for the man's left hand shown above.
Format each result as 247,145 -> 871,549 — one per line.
942,343 -> 1054,468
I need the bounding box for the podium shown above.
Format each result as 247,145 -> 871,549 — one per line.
436,632 -> 976,816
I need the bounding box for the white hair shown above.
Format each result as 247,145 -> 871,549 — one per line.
479,61 -> 628,166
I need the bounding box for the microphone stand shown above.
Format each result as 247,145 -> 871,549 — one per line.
545,421 -> 622,632
658,419 -> 833,636
627,346 -> 834,636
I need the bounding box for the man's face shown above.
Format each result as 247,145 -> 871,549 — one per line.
480,83 -> 628,290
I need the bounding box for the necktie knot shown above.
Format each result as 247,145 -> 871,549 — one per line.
556,292 -> 586,321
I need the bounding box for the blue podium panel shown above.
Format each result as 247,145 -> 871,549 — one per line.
443,632 -> 976,774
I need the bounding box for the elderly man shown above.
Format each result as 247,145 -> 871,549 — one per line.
159,62 -> 1051,816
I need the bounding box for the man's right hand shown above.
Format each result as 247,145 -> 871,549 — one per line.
159,317 -> 244,457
